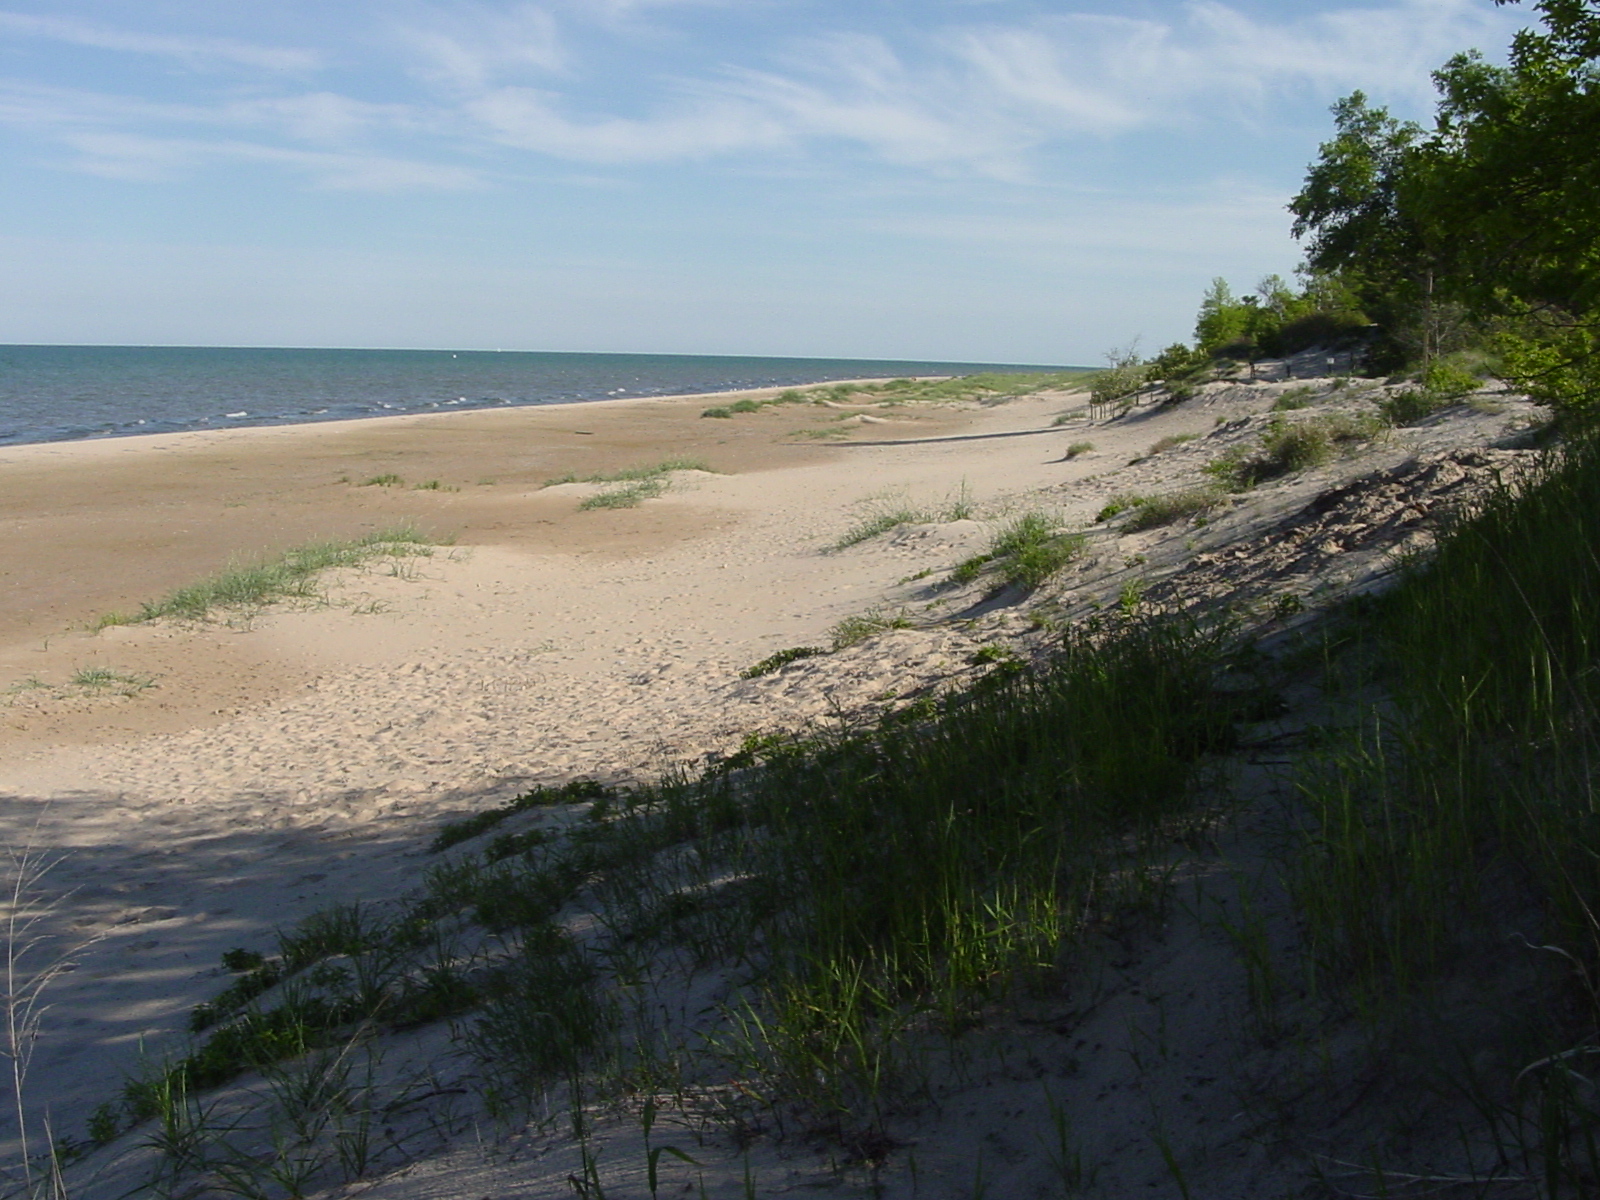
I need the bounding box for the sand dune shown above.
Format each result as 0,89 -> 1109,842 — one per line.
0,374 -> 1544,1198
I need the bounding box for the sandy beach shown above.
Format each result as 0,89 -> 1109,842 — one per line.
0,373 -> 1545,1197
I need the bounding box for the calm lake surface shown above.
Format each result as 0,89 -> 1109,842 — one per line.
0,345 -> 1073,447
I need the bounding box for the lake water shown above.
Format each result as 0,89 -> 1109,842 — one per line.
0,345 -> 1072,447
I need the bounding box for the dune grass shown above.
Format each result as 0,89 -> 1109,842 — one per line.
543,457 -> 711,488
703,373 -> 1090,420
1278,429 -> 1600,1185
543,457 -> 713,509
828,484 -> 977,551
96,527 -> 437,627
951,512 -> 1084,590
102,602 -> 1242,1186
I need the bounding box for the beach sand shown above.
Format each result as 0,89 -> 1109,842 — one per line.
0,374 -> 1545,1197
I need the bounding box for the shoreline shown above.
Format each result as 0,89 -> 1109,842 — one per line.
0,375 -> 925,465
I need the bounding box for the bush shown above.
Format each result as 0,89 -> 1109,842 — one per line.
1206,414 -> 1379,490
1123,488 -> 1224,531
1258,310 -> 1370,357
1378,387 -> 1449,426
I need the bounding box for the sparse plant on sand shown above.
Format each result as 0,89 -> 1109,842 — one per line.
94,528 -> 437,627
1146,433 -> 1198,456
1065,441 -> 1095,458
2,839 -> 95,1199
358,474 -> 402,487
68,666 -> 154,694
741,646 -> 825,679
1122,488 -> 1226,532
831,505 -> 926,551
829,608 -> 914,649
1203,413 -> 1380,491
545,458 -> 713,510
953,512 -> 1083,591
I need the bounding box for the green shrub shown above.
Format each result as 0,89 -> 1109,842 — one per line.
431,779 -> 615,852
1147,433 -> 1198,455
742,646 -> 826,678
1378,387 -> 1448,426
1124,488 -> 1224,531
830,608 -> 913,649
1096,495 -> 1143,522
989,513 -> 1084,589
1271,386 -> 1317,411
1421,360 -> 1480,398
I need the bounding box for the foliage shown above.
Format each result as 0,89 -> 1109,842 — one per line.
1088,345 -> 1150,413
1290,1 -> 1600,404
1122,488 -> 1224,532
104,529 -> 435,625
741,646 -> 825,679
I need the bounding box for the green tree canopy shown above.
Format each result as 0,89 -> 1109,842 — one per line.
1291,0 -> 1600,401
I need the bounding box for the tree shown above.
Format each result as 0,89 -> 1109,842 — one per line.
1291,1 -> 1600,399
1193,278 -> 1253,355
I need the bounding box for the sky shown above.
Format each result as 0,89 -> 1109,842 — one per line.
0,0 -> 1535,365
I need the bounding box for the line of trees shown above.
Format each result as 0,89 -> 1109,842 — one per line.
1131,0 -> 1598,412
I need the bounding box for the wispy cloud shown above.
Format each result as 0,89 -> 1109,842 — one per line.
399,3 -> 566,92
0,0 -> 1530,190
58,131 -> 482,190
0,11 -> 320,72
436,0 -> 1525,171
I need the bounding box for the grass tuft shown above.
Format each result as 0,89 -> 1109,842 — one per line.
578,479 -> 664,509
830,608 -> 914,649
100,528 -> 436,626
742,646 -> 826,679
1123,488 -> 1225,532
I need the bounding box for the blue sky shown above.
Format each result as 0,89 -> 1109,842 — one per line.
0,1 -> 1532,364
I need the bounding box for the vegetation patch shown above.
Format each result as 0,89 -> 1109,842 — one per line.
431,779 -> 615,852
1204,413 -> 1380,491
741,646 -> 826,679
950,512 -> 1083,591
829,607 -> 914,649
1122,488 -> 1226,532
95,528 -> 437,626
1146,433 -> 1198,455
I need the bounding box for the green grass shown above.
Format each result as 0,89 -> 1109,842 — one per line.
830,607 -> 914,649
1065,441 -> 1095,458
69,666 -> 155,694
1276,428 -> 1600,1185
97,528 -> 437,626
95,598 -> 1259,1177
1203,413 -> 1381,491
578,479 -> 665,509
1123,488 -> 1225,532
741,646 -> 826,678
358,474 -> 402,487
1146,433 -> 1198,455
